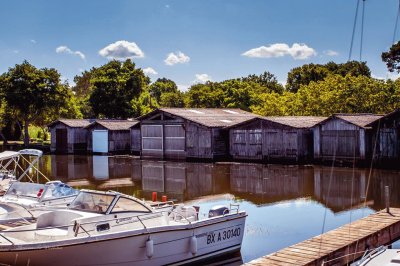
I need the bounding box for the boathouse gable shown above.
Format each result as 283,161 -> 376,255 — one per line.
138,108 -> 257,160
229,116 -> 326,162
312,114 -> 383,162
48,119 -> 92,154
86,120 -> 139,154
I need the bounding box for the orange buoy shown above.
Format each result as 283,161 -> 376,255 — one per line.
161,195 -> 167,202
152,192 -> 157,202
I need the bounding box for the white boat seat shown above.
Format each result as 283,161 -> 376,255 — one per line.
36,210 -> 83,229
35,228 -> 68,241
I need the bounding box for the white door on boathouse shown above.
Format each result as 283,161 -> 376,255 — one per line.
93,130 -> 108,153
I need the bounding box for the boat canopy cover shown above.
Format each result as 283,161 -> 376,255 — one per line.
18,149 -> 43,157
0,151 -> 20,161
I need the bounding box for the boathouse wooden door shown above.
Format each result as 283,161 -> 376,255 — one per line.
55,128 -> 68,153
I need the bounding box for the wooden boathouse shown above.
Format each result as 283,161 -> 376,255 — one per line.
368,109 -> 400,166
228,116 -> 326,162
48,119 -> 92,154
312,114 -> 383,163
137,108 -> 257,160
86,120 -> 139,154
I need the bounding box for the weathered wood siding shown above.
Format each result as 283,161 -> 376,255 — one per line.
314,118 -> 370,161
49,124 -> 88,153
229,119 -> 313,162
130,127 -> 141,154
186,122 -> 212,159
375,113 -> 400,163
87,124 -> 131,153
140,111 -> 229,160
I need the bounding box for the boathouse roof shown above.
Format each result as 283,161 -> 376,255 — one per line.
227,116 -> 327,129
138,108 -> 258,128
329,114 -> 384,128
85,120 -> 139,131
48,119 -> 93,128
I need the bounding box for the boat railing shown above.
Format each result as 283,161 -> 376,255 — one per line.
320,246 -> 386,266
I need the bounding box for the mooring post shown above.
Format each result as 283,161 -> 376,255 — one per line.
385,186 -> 390,213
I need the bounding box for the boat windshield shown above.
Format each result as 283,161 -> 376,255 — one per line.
41,182 -> 78,200
5,182 -> 46,199
69,192 -> 115,214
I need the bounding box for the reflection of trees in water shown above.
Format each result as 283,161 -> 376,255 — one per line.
43,155 -> 400,211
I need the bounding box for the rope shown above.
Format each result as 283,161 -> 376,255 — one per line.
360,0 -> 366,61
349,0 -> 361,61
393,0 -> 400,44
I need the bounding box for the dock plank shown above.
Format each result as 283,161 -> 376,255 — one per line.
244,208 -> 400,266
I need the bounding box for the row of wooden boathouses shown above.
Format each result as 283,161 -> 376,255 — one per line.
48,108 -> 400,165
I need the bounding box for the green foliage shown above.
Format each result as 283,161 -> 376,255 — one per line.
0,61 -> 77,145
149,78 -> 179,105
184,71 -> 283,110
382,41 -> 400,73
88,59 -> 150,119
286,61 -> 371,92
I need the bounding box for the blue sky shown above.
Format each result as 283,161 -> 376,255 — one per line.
0,0 -> 399,90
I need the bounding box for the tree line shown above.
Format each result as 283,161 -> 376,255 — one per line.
0,41 -> 399,145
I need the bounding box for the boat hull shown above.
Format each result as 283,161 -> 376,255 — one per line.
0,214 -> 246,266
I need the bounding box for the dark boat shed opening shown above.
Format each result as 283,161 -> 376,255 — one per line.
228,116 -> 326,162
137,108 -> 257,160
48,119 -> 92,154
86,120 -> 139,154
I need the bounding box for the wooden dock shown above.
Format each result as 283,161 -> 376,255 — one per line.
245,208 -> 400,266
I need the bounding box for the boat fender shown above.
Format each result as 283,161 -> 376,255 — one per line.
146,239 -> 154,258
190,236 -> 197,255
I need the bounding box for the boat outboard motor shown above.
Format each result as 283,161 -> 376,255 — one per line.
208,205 -> 229,218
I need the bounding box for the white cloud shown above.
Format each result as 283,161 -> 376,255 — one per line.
324,50 -> 339,56
13,50 -> 19,54
242,43 -> 317,60
99,40 -> 144,60
164,51 -> 190,65
194,74 -> 212,83
177,84 -> 190,92
56,46 -> 85,60
143,67 -> 158,75
30,39 -> 36,44
373,72 -> 400,81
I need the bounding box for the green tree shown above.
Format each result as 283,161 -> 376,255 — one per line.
382,41 -> 400,73
160,91 -> 185,107
1,61 -> 76,145
286,61 -> 371,93
72,70 -> 95,117
88,59 -> 150,118
149,78 -> 179,105
241,71 -> 284,93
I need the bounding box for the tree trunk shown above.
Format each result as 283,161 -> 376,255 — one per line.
24,120 -> 30,146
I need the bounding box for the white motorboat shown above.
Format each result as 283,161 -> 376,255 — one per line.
0,189 -> 247,266
0,180 -> 78,224
350,246 -> 400,266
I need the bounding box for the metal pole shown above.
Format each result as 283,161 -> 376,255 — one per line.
385,186 -> 390,213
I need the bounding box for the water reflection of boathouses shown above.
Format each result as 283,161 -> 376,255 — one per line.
229,164 -> 314,204
313,167 -> 367,212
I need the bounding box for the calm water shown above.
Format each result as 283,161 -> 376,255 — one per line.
32,155 -> 400,263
